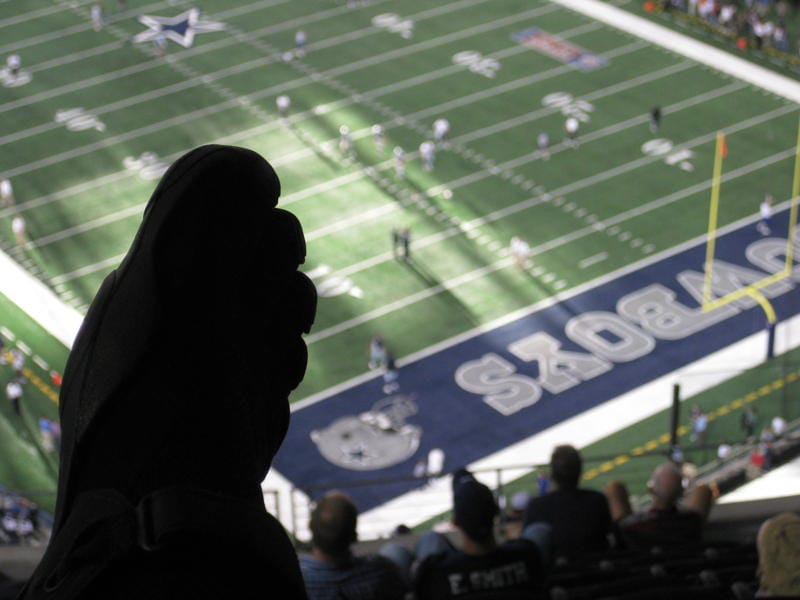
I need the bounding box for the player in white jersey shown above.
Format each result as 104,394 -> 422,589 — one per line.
276,95 -> 291,118
372,124 -> 385,153
758,194 -> 773,235
91,4 -> 104,31
433,118 -> 450,144
339,125 -> 353,158
564,117 -> 579,148
537,131 -> 550,161
510,236 -> 530,269
393,146 -> 405,178
12,215 -> 26,246
294,30 -> 306,57
0,177 -> 13,207
6,54 -> 20,79
419,140 -> 435,171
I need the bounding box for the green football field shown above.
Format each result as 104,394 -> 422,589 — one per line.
1,0 -> 799,510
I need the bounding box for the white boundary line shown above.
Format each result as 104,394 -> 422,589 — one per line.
552,0 -> 800,103
0,249 -> 82,348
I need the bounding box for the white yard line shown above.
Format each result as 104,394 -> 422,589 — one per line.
49,254 -> 127,286
33,79 -> 774,285
0,20 -> 614,223
0,1 -> 91,29
303,144 -> 796,347
579,252 -> 609,269
1,3 -> 550,178
269,0 -> 800,538
7,17 -> 604,149
25,72 -> 746,256
0,249 -> 82,348
23,204 -> 144,250
0,0 -> 487,116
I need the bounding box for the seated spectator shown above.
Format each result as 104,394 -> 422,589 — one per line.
522,445 -> 614,562
298,490 -> 407,600
771,415 -> 787,438
717,439 -> 733,460
605,462 -> 713,550
384,468 -> 551,599
499,490 -> 531,540
756,512 -> 800,598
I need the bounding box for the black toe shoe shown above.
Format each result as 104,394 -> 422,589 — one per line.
20,145 -> 316,599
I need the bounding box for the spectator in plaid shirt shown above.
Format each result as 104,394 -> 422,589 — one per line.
299,491 -> 408,600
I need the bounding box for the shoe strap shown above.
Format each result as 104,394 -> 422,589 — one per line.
19,486 -> 281,598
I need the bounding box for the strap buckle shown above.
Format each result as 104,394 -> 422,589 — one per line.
135,493 -> 159,551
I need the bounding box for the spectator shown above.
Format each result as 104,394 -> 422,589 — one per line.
756,512 -> 800,598
749,442 -> 774,475
535,469 -> 550,496
772,415 -> 788,437
368,335 -> 387,370
9,348 -> 24,375
500,490 -> 532,540
717,439 -> 733,460
761,425 -> 777,444
741,406 -> 759,440
11,215 -> 25,246
605,461 -> 713,549
690,404 -> 709,446
386,468 -> 551,599
5,378 -> 22,416
38,417 -> 55,452
523,445 -> 614,563
413,457 -> 428,480
0,177 -> 13,207
298,491 -> 407,600
382,354 -> 400,394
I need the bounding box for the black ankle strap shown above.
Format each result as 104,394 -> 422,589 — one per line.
19,487 -> 287,598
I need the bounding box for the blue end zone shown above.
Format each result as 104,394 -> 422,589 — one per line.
274,212 -> 800,511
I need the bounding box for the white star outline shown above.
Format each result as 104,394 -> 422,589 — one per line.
133,8 -> 226,48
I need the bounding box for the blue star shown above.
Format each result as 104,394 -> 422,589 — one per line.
133,8 -> 226,48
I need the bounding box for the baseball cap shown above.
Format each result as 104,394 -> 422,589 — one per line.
452,468 -> 498,542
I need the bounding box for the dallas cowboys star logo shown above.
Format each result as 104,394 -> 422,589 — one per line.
133,8 -> 226,48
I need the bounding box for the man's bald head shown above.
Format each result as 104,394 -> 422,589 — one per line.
648,462 -> 683,508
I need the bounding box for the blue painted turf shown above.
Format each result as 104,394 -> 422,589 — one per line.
273,212 -> 800,511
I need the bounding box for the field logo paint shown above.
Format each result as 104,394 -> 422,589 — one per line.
311,395 -> 421,470
372,13 -> 414,39
456,234 -> 800,415
133,8 -> 226,48
512,28 -> 607,71
55,108 -> 106,132
123,152 -> 170,181
452,51 -> 501,78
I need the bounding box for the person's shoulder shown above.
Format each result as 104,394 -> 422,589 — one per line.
297,552 -> 329,573
354,552 -> 401,572
500,537 -> 540,554
578,487 -> 610,504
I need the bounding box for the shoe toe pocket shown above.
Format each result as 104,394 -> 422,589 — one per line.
289,272 -> 317,334
265,208 -> 306,266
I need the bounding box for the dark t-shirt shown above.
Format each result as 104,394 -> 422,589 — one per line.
522,488 -> 612,560
413,538 -> 546,599
618,506 -> 704,549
